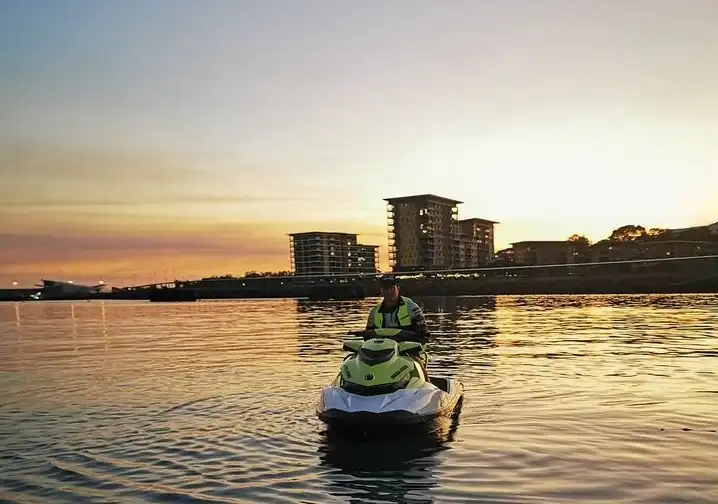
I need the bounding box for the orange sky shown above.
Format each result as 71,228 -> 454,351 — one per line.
2,138 -> 715,287
2,1 -> 717,287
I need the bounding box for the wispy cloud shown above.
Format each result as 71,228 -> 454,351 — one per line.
0,141 -> 325,206
1,140 -> 201,186
0,230 -> 284,263
0,195 -> 319,208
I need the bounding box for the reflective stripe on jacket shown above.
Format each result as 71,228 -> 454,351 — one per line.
370,296 -> 414,328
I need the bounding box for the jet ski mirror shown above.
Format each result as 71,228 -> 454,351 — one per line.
342,339 -> 363,353
398,341 -> 422,353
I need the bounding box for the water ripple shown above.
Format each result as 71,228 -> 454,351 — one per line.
1,294 -> 717,503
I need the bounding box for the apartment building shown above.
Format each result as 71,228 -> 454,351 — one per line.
385,194 -> 461,272
289,232 -> 378,276
457,218 -> 499,267
384,193 -> 498,272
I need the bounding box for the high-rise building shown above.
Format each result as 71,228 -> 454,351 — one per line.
288,232 -> 378,276
354,244 -> 380,273
457,218 -> 499,267
384,194 -> 462,272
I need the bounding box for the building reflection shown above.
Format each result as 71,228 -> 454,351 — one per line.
296,298 -> 374,318
295,300 -> 376,361
317,413 -> 461,504
417,294 -> 498,314
492,293 -> 698,310
413,296 -> 499,374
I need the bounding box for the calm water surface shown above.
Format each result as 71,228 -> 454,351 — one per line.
1,295 -> 717,503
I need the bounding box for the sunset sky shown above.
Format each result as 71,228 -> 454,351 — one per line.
2,0 -> 717,287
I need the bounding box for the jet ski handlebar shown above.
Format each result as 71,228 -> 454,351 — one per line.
346,329 -> 422,342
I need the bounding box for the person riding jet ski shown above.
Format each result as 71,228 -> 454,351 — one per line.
315,275 -> 462,430
366,275 -> 430,374
366,275 -> 430,341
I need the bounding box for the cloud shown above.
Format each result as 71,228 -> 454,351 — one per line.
0,227 -> 285,263
0,194 -> 319,208
0,140 -> 201,188
0,140 -> 328,207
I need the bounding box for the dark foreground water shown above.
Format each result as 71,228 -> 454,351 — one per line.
1,295 -> 717,503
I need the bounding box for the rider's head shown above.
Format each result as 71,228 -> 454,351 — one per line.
379,275 -> 400,305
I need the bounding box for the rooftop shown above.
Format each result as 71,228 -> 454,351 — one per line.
458,217 -> 500,225
384,193 -> 463,206
288,231 -> 358,237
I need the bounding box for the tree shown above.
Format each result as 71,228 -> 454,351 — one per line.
567,234 -> 590,246
243,270 -> 292,278
608,225 -> 647,242
647,228 -> 667,238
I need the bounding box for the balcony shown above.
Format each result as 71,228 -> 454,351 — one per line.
419,255 -> 434,266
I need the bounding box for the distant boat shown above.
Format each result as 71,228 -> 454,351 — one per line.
33,279 -> 105,299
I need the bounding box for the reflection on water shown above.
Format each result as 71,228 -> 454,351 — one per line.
1,295 -> 717,503
318,414 -> 461,504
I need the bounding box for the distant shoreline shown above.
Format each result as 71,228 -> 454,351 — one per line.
3,268 -> 716,302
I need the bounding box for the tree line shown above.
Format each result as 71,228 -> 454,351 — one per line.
568,223 -> 716,247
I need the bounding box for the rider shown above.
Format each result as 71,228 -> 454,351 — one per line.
365,274 -> 431,344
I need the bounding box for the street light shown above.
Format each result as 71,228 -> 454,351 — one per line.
12,281 -> 18,287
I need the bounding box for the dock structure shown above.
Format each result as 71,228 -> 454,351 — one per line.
3,254 -> 717,303
112,253 -> 718,301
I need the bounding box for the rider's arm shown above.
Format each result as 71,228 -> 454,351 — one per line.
407,300 -> 430,343
365,312 -> 375,330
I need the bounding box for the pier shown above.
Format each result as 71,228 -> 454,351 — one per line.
3,254 -> 717,303
91,254 -> 718,301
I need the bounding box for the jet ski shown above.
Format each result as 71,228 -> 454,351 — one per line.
316,328 -> 464,431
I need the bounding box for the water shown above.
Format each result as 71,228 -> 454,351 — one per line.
1,295 -> 717,503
